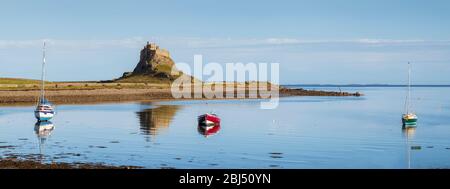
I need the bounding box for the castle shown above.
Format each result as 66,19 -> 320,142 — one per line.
145,42 -> 170,58
127,41 -> 175,77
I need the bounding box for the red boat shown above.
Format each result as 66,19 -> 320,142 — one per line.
198,113 -> 221,126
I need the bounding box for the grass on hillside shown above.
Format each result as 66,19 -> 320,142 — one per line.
114,74 -> 173,84
154,64 -> 173,75
0,78 -> 46,84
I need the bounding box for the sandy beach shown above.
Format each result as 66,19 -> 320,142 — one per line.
0,84 -> 361,105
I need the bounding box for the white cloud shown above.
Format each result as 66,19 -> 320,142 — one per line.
0,37 -> 147,49
264,38 -> 449,45
265,38 -> 302,45
0,37 -> 449,51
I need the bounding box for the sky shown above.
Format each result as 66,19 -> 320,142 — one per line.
1,0 -> 450,84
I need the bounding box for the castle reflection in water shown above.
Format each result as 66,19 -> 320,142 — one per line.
136,104 -> 181,138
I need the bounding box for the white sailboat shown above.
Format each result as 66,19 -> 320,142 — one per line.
34,41 -> 55,122
402,62 -> 417,126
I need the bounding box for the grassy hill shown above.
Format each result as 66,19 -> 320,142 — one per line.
113,74 -> 173,84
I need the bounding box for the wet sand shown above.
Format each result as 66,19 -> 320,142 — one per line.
0,86 -> 361,105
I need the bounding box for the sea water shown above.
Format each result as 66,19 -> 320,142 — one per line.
0,87 -> 449,168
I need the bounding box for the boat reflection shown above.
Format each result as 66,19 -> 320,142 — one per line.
137,104 -> 180,139
402,125 -> 416,169
34,121 -> 55,160
35,121 -> 55,141
402,125 -> 416,139
197,124 -> 221,138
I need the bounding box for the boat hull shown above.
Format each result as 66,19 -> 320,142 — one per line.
402,116 -> 417,127
198,114 -> 221,126
35,110 -> 54,121
402,119 -> 417,124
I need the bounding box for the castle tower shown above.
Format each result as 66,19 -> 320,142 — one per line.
131,42 -> 174,75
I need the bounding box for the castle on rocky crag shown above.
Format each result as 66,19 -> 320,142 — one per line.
121,41 -> 176,79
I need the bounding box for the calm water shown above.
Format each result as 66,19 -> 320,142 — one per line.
1,87 -> 449,168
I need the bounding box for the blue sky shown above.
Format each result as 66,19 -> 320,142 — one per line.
1,0 -> 450,84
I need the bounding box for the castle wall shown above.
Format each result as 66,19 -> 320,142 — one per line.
146,43 -> 170,58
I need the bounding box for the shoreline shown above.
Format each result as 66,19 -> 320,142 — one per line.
0,86 -> 361,105
0,158 -> 141,169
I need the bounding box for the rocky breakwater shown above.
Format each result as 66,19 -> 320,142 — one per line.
279,87 -> 362,97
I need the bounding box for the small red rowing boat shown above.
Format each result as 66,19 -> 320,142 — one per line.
198,113 -> 221,126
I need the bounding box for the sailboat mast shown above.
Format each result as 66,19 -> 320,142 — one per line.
41,41 -> 46,102
407,62 -> 411,114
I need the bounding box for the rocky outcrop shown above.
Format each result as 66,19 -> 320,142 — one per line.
114,41 -> 197,83
131,42 -> 175,76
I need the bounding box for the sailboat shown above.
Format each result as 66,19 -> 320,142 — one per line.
402,62 -> 417,126
34,42 -> 55,122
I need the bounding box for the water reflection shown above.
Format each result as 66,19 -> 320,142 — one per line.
402,126 -> 416,139
197,124 -> 221,138
137,104 -> 180,138
402,125 -> 416,169
34,121 -> 55,160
